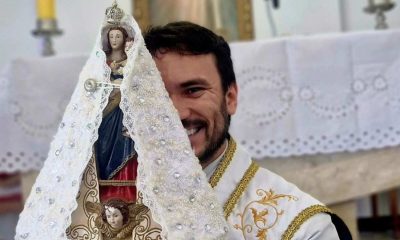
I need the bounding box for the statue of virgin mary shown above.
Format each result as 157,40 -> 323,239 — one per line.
15,1 -> 228,240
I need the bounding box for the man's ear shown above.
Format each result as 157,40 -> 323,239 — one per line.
225,83 -> 238,115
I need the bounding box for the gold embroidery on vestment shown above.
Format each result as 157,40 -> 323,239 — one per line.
209,138 -> 236,188
233,189 -> 298,240
223,161 -> 259,219
208,139 -> 259,220
281,204 -> 332,240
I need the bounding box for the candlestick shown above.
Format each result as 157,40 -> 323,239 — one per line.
364,0 -> 395,29
33,0 -> 62,56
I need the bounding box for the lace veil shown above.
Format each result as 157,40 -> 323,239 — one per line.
15,5 -> 228,240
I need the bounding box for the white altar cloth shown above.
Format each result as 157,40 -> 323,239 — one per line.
230,29 -> 400,158
1,29 -> 400,172
0,55 -> 86,172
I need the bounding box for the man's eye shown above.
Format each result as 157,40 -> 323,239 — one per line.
186,87 -> 203,95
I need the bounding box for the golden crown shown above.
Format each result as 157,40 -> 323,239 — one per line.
105,1 -> 124,24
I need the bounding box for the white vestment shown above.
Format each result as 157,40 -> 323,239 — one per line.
207,138 -> 341,239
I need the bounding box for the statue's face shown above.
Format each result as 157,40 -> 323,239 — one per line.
108,29 -> 124,51
105,206 -> 124,229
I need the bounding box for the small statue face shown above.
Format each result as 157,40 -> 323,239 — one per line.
108,29 -> 125,51
105,206 -> 124,229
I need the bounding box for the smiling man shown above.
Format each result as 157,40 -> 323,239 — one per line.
144,22 -> 352,240
154,52 -> 235,169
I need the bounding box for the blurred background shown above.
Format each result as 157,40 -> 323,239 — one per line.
2,0 -> 400,69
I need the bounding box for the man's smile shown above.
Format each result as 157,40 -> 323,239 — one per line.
185,127 -> 200,136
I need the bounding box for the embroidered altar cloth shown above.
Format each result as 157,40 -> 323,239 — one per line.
230,29 -> 400,158
0,55 -> 86,172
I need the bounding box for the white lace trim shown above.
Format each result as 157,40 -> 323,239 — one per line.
15,14 -> 227,240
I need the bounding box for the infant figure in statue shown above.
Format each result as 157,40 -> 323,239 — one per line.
86,199 -> 148,240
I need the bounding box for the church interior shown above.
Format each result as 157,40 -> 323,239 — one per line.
1,0 -> 400,239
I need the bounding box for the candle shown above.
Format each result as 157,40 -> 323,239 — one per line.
36,0 -> 55,20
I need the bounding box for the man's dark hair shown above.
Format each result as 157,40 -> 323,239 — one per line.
144,21 -> 236,93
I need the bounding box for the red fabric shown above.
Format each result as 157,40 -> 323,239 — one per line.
0,174 -> 10,179
99,158 -> 137,203
0,173 -> 21,202
0,173 -> 17,180
0,193 -> 21,202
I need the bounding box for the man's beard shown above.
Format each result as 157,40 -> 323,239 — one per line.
198,102 -> 230,164
198,114 -> 230,164
181,100 -> 231,164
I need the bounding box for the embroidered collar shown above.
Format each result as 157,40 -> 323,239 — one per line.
203,140 -> 228,180
209,137 -> 237,188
